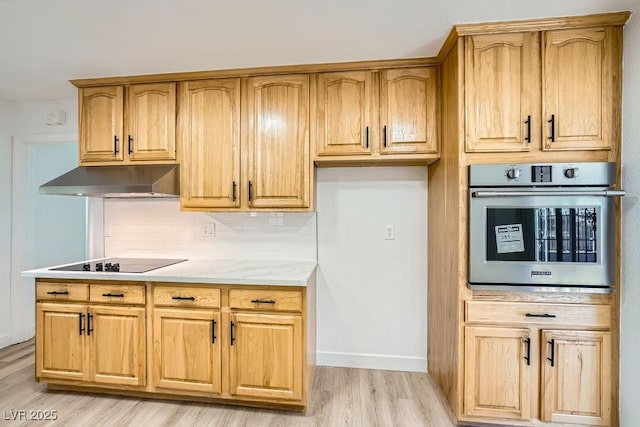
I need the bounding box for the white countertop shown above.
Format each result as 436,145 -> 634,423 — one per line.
22,258 -> 317,286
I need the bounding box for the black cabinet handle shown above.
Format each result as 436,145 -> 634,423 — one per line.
230,321 -> 235,345
171,296 -> 196,301
212,319 -> 217,344
248,181 -> 253,202
87,313 -> 93,336
102,293 -> 125,298
548,114 -> 555,142
524,337 -> 531,366
128,135 -> 133,154
47,291 -> 69,295
525,313 -> 556,318
250,299 -> 276,304
383,125 -> 388,147
547,338 -> 555,367
232,181 -> 237,202
365,126 -> 369,149
114,136 -> 119,155
79,313 -> 85,336
524,115 -> 531,143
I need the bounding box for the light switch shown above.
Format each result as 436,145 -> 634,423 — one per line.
384,224 -> 395,240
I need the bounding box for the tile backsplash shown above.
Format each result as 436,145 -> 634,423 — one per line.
101,199 -> 317,261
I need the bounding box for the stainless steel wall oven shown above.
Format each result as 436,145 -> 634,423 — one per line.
468,162 -> 625,290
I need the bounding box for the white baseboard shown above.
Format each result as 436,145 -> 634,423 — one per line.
317,351 -> 427,373
0,333 -> 12,350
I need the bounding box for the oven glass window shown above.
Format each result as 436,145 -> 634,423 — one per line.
486,207 -> 598,263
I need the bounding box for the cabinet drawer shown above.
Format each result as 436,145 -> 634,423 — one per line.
36,282 -> 89,302
90,284 -> 145,305
153,286 -> 221,308
466,301 -> 610,329
229,289 -> 302,313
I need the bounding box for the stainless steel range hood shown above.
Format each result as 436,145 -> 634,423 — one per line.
39,165 -> 180,198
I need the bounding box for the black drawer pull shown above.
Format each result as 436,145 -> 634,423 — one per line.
172,296 -> 196,301
523,337 -> 531,366
525,313 -> 556,318
87,313 -> 93,336
548,114 -> 555,142
102,293 -> 125,298
547,338 -> 555,367
251,299 -> 276,304
524,115 -> 531,143
79,313 -> 85,336
47,291 -> 69,295
212,320 -> 217,344
230,321 -> 235,345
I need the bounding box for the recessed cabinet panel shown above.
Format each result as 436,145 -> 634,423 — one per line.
464,326 -> 533,420
465,33 -> 539,152
153,308 -> 221,394
380,67 -> 438,154
244,75 -> 309,208
179,79 -> 241,209
36,303 -> 87,381
541,330 -> 611,426
315,71 -> 375,155
80,86 -> 124,162
543,28 -> 611,150
89,306 -> 146,386
230,313 -> 302,401
127,83 -> 176,161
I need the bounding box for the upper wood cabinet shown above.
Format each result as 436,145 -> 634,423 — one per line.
465,33 -> 540,152
179,79 -> 241,210
79,86 -> 124,162
79,83 -> 177,164
314,71 -> 376,156
464,26 -> 620,153
313,67 -> 438,161
244,75 -> 310,209
380,68 -> 438,154
542,28 -> 614,151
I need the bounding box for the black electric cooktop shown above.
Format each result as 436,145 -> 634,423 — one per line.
50,257 -> 187,273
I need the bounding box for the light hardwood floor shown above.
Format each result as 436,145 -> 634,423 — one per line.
0,340 -> 454,426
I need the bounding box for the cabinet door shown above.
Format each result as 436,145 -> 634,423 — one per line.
126,83 -> 177,161
179,79 -> 241,209
79,86 -> 124,162
464,326 -> 533,420
465,33 -> 539,152
88,306 -> 146,386
229,313 -> 303,401
314,71 -> 375,156
36,303 -> 88,381
543,28 -> 613,151
541,330 -> 611,426
244,75 -> 310,208
380,67 -> 438,154
153,308 -> 221,394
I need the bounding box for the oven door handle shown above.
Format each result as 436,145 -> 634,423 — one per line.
471,190 -> 626,198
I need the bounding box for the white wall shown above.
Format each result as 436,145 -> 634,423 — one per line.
0,99 -> 13,346
102,199 -> 316,261
316,167 -> 428,372
620,8 -> 640,426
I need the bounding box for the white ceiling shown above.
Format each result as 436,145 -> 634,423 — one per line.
0,0 -> 637,102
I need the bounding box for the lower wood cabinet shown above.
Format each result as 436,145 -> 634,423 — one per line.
35,279 -> 316,410
36,302 -> 146,386
153,308 -> 222,394
464,301 -> 612,426
229,312 -> 303,401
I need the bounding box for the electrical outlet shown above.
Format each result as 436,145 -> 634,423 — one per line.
203,223 -> 215,237
384,224 -> 395,240
104,225 -> 112,237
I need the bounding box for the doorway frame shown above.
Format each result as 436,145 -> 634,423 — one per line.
9,133 -> 79,345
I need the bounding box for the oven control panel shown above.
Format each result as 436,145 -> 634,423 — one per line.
469,162 -> 616,187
